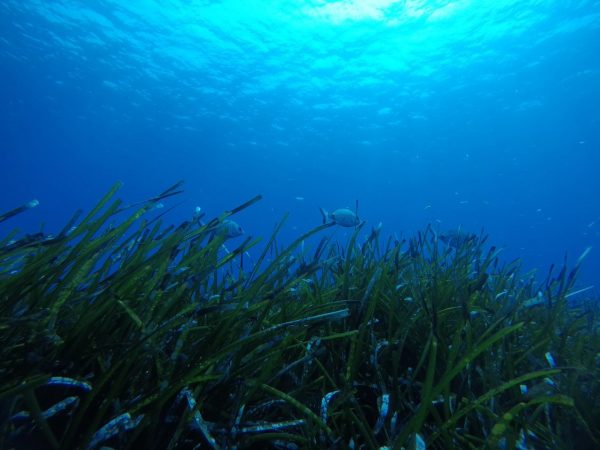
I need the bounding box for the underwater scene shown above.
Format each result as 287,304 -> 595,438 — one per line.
1,1 -> 599,449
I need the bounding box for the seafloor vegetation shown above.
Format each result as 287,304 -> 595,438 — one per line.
1,182 -> 599,450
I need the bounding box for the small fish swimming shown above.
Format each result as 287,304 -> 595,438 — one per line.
214,219 -> 244,239
319,207 -> 360,227
193,207 -> 243,240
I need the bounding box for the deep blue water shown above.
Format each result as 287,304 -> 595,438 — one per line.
1,0 -> 599,292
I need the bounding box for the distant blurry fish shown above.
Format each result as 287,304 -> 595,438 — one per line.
192,207 -> 242,239
319,207 -> 360,228
295,196 -> 305,201
214,219 -> 244,239
439,230 -> 477,248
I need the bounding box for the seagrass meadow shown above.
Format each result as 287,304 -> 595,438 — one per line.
1,182 -> 599,450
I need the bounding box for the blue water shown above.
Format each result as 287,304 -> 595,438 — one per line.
1,0 -> 599,291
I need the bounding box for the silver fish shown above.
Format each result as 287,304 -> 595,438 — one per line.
214,219 -> 244,239
319,207 -> 359,227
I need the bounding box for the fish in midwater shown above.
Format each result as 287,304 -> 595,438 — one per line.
319,207 -> 360,227
214,219 -> 244,239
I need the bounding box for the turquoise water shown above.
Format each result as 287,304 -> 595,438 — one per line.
1,0 -> 599,289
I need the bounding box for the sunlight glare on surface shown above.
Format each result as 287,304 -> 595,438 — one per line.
303,0 -> 472,24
